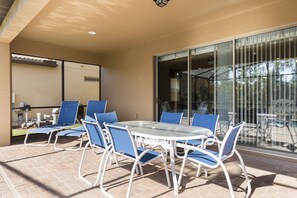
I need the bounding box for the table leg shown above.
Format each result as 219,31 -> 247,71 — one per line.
170,140 -> 179,195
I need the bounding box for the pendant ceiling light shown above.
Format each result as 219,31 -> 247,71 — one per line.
153,0 -> 170,8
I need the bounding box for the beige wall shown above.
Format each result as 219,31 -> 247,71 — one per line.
12,61 -> 62,126
64,62 -> 100,104
4,39 -> 103,146
0,43 -> 11,146
11,38 -> 103,64
102,0 -> 297,121
4,0 -> 297,145
12,61 -> 100,127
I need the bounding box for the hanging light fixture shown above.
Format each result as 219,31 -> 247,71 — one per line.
153,0 -> 170,7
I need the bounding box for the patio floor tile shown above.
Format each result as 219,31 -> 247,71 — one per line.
0,137 -> 296,197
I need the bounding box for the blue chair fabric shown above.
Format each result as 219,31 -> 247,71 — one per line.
178,122 -> 251,198
54,100 -> 106,150
160,111 -> 183,124
24,101 -> 79,146
78,119 -> 110,186
178,113 -> 219,146
100,123 -> 170,198
94,111 -> 118,128
85,100 -> 107,119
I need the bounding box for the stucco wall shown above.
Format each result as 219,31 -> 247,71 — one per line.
0,43 -> 11,146
101,0 -> 297,121
11,38 -> 103,65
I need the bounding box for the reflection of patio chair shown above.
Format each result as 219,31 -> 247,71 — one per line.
178,122 -> 251,198
270,99 -> 297,150
237,108 -> 258,138
24,101 -> 80,146
101,124 -> 171,198
160,101 -> 171,112
198,101 -> 208,114
217,109 -> 232,135
54,100 -> 107,151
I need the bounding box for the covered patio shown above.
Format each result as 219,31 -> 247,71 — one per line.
1,0 -> 297,197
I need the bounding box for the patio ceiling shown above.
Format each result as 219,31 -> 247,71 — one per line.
0,0 -> 14,26
1,0 -> 284,54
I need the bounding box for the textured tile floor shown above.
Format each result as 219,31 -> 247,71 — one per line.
0,135 -> 296,197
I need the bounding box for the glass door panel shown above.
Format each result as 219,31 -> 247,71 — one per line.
191,46 -> 215,117
190,42 -> 233,133
235,27 -> 297,152
157,51 -> 188,122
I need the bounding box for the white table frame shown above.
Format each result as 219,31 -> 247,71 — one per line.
116,121 -> 211,195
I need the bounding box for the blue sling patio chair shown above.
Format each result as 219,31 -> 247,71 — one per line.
177,122 -> 251,198
100,123 -> 171,198
54,100 -> 107,151
160,111 -> 183,124
176,113 -> 219,176
177,113 -> 219,147
94,111 -> 118,129
24,101 -> 80,146
78,119 -> 110,186
79,111 -> 119,186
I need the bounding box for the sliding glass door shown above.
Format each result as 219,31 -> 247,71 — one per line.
190,42 -> 233,133
235,27 -> 297,151
157,51 -> 188,122
157,41 -> 233,129
156,26 -> 297,154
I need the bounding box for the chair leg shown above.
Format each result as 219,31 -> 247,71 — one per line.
24,131 -> 53,147
139,164 -> 144,175
92,148 -> 109,187
126,160 -> 139,198
53,135 -> 62,150
78,142 -> 92,186
285,122 -> 296,144
109,152 -> 119,166
218,161 -> 235,198
100,149 -> 114,198
54,135 -> 84,151
234,150 -> 251,198
196,164 -> 201,177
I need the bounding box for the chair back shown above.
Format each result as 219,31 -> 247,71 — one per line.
82,120 -> 107,149
86,100 -> 107,119
57,101 -> 79,125
160,112 -> 183,124
220,122 -> 245,158
104,124 -> 137,159
95,111 -> 118,128
192,113 -> 219,135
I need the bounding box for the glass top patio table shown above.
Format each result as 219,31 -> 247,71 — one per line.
116,121 -> 211,141
115,120 -> 212,195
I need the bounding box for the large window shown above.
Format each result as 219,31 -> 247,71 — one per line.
157,51 -> 188,121
156,26 -> 297,154
12,55 -> 100,136
235,27 -> 297,152
157,41 -> 233,130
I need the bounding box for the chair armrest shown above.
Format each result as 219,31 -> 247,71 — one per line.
102,129 -> 111,143
184,146 -> 220,167
203,136 -> 222,150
